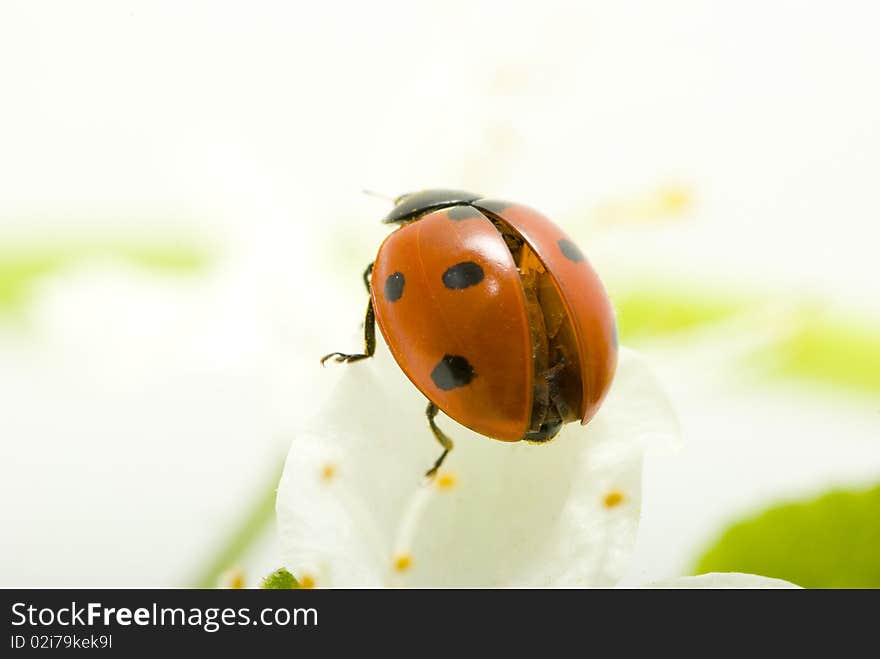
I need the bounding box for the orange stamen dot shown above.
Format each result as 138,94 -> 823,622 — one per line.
604,491 -> 625,508
435,472 -> 457,491
320,463 -> 336,481
393,554 -> 413,573
220,567 -> 245,589
299,574 -> 316,589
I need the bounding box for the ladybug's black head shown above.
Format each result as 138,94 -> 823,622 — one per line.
382,188 -> 481,224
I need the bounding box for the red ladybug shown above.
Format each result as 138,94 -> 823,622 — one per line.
322,189 -> 618,476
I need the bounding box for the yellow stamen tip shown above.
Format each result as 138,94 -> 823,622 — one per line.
393,554 -> 413,573
603,491 -> 625,508
320,463 -> 337,481
435,472 -> 457,491
299,574 -> 316,589
660,185 -> 693,212
219,567 -> 246,589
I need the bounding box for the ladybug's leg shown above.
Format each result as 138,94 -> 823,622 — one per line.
424,402 -> 454,478
320,297 -> 376,365
320,263 -> 376,365
361,262 -> 374,293
545,357 -> 571,422
523,356 -> 569,443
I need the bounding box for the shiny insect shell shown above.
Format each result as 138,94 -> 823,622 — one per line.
323,189 -> 618,476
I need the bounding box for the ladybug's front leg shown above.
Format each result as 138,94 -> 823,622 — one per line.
424,402 -> 454,478
361,262 -> 374,293
320,298 -> 376,365
321,262 -> 376,365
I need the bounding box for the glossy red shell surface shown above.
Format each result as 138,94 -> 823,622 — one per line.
371,206 -> 533,441
474,199 -> 618,425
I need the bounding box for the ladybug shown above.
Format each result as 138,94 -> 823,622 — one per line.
322,189 -> 618,477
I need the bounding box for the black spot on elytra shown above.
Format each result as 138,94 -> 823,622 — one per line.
475,199 -> 513,214
430,355 -> 475,391
558,238 -> 585,263
446,205 -> 483,221
384,272 -> 405,301
442,261 -> 484,289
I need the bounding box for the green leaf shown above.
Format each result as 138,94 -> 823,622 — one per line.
694,484 -> 880,588
190,461 -> 284,588
612,287 -> 746,340
261,568 -> 300,589
611,283 -> 880,394
0,253 -> 62,312
758,319 -> 880,394
0,242 -> 211,315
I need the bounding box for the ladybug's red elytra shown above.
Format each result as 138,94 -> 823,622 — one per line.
322,189 -> 618,477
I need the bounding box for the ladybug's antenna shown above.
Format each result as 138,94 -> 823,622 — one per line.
362,189 -> 396,204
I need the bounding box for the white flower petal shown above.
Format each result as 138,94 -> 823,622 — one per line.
402,348 -> 678,587
277,339 -> 444,586
645,573 -> 800,589
276,433 -> 386,587
277,340 -> 679,587
590,348 -> 683,460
